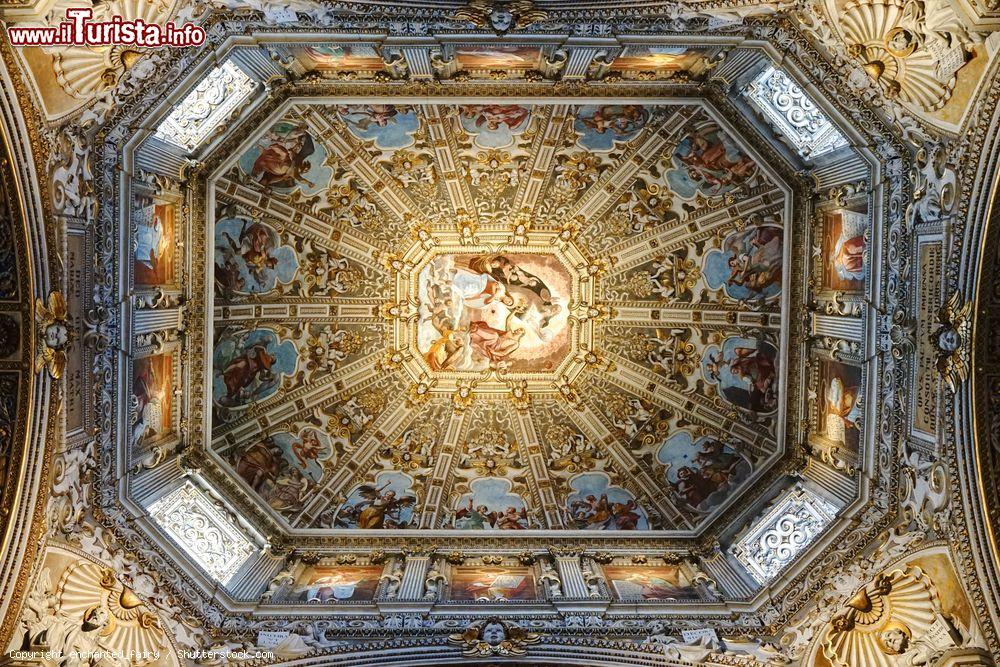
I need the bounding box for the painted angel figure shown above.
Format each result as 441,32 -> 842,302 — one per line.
461,104 -> 531,132
290,429 -> 325,469
218,220 -> 279,286
453,499 -> 494,529
337,483 -> 417,529
338,104 -> 406,131
218,338 -> 276,403
495,505 -> 530,530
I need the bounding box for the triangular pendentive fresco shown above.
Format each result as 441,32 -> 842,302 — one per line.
208,102 -> 787,532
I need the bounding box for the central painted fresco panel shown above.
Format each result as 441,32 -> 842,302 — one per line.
204,100 -> 792,534
416,251 -> 573,374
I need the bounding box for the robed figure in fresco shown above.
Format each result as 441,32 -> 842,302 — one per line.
678,131 -> 756,190
578,104 -> 648,137
726,345 -> 777,412
251,124 -> 317,189
419,253 -> 566,372
235,437 -> 284,492
131,356 -> 167,446
220,341 -> 276,402
335,484 -> 417,529
726,225 -> 782,297
218,220 -> 279,285
568,494 -> 644,530
454,497 -> 530,530
704,341 -> 779,414
461,104 -> 531,132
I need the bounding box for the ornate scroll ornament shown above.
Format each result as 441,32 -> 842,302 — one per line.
448,617 -> 540,657
260,562 -> 296,602
908,143 -> 958,225
153,61 -> 257,151
50,126 -> 95,218
423,558 -> 447,600
839,0 -> 974,112
581,559 -> 605,598
451,0 -> 548,34
539,557 -> 563,598
732,486 -> 838,583
823,566 -> 970,667
744,66 -> 847,158
147,482 -> 255,583
934,292 -> 971,392
379,558 -> 404,600
35,292 -> 71,379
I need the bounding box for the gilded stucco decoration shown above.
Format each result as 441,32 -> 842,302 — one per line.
451,0 -> 549,34
34,291 -> 69,379
0,33 -> 52,649
203,101 -> 792,534
823,565 -> 975,666
0,0 -> 999,664
934,291 -> 972,392
448,617 -> 540,656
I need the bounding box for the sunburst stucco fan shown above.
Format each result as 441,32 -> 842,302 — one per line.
840,0 -> 956,111
55,559 -> 168,664
51,0 -> 176,99
822,565 -> 964,667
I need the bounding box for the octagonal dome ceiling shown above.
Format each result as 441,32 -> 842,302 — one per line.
17,0 -> 1000,656
205,101 -> 790,533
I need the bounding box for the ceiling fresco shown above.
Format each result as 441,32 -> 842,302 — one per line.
8,0 -> 1000,663
203,102 -> 789,532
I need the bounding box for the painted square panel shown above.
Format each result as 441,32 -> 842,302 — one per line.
822,209 -> 866,292
291,565 -> 384,602
132,353 -> 173,447
603,565 -> 700,600
818,359 -> 862,452
134,202 -> 176,286
450,566 -> 537,601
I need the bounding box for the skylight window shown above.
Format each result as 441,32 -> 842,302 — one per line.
744,66 -> 848,159
732,485 -> 838,584
148,481 -> 254,584
153,61 -> 255,152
